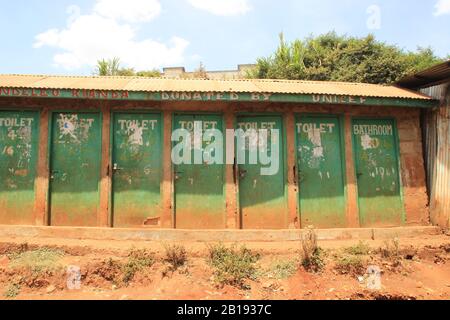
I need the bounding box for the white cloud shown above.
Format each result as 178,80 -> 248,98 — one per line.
188,0 -> 251,16
34,0 -> 188,71
434,0 -> 450,16
94,0 -> 161,22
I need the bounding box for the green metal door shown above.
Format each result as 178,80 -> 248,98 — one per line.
0,111 -> 39,225
112,113 -> 162,227
296,116 -> 346,228
352,119 -> 404,227
237,116 -> 287,229
173,114 -> 225,229
49,112 -> 101,227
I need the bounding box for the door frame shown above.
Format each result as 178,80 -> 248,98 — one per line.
235,113 -> 288,229
109,111 -> 164,228
47,110 -> 102,226
294,113 -> 347,228
171,112 -> 227,229
351,117 -> 406,226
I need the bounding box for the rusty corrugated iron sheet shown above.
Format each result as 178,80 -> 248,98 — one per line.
0,74 -> 432,100
398,60 -> 450,89
421,84 -> 450,228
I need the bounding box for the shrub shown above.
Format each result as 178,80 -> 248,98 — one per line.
344,241 -> 371,256
8,247 -> 65,274
122,249 -> 155,284
335,255 -> 367,275
3,283 -> 21,299
163,244 -> 188,272
268,260 -> 298,279
207,244 -> 260,289
300,228 -> 325,273
380,238 -> 402,267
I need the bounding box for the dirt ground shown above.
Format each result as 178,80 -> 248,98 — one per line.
0,233 -> 448,300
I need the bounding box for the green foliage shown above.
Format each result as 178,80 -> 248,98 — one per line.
136,70 -> 162,77
8,248 -> 65,274
344,241 -> 372,256
122,249 -> 155,284
250,32 -> 445,84
3,283 -> 21,299
267,259 -> 298,279
335,255 -> 366,275
95,57 -> 161,77
207,244 -> 260,289
96,57 -> 121,76
93,250 -> 155,286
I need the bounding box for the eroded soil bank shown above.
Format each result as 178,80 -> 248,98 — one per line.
0,234 -> 448,300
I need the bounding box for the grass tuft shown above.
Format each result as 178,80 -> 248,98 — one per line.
300,228 -> 325,273
8,247 -> 65,274
207,244 -> 260,289
344,241 -> 371,256
163,244 -> 188,272
3,283 -> 21,299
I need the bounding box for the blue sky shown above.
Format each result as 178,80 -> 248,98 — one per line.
0,0 -> 449,75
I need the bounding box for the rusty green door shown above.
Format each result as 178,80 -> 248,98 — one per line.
173,114 -> 225,229
296,116 -> 346,228
49,112 -> 101,226
237,116 -> 287,229
112,113 -> 162,227
0,111 -> 39,225
352,119 -> 404,227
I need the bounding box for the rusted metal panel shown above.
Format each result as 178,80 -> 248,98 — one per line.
352,119 -> 404,227
422,84 -> 450,228
173,114 -> 226,229
237,115 -> 287,229
0,111 -> 39,224
0,74 -> 434,100
49,112 -> 101,226
296,115 -> 346,228
112,113 -> 162,227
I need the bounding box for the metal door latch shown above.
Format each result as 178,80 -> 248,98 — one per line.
239,170 -> 248,179
113,163 -> 123,173
50,170 -> 60,180
174,171 -> 183,181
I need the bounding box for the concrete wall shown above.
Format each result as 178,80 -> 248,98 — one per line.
0,97 -> 430,229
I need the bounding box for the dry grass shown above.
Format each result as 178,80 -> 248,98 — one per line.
300,228 -> 325,273
207,244 -> 260,289
8,247 -> 65,274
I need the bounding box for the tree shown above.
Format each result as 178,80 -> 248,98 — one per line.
248,32 -> 446,84
95,57 -> 161,77
96,58 -> 121,76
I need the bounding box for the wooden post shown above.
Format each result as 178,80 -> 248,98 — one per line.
285,110 -> 299,229
225,110 -> 238,229
98,108 -> 111,227
34,108 -> 49,226
161,110 -> 174,228
344,114 -> 360,227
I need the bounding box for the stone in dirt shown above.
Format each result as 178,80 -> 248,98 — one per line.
46,285 -> 56,294
0,256 -> 10,267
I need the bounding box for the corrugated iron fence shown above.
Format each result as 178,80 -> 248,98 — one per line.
421,84 -> 450,228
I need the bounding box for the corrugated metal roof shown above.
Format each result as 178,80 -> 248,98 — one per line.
397,60 -> 450,89
0,74 -> 432,100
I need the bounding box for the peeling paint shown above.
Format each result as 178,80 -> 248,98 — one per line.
297,117 -> 346,228
0,111 -> 39,225
57,114 -> 95,143
353,119 -> 403,227
361,134 -> 380,150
